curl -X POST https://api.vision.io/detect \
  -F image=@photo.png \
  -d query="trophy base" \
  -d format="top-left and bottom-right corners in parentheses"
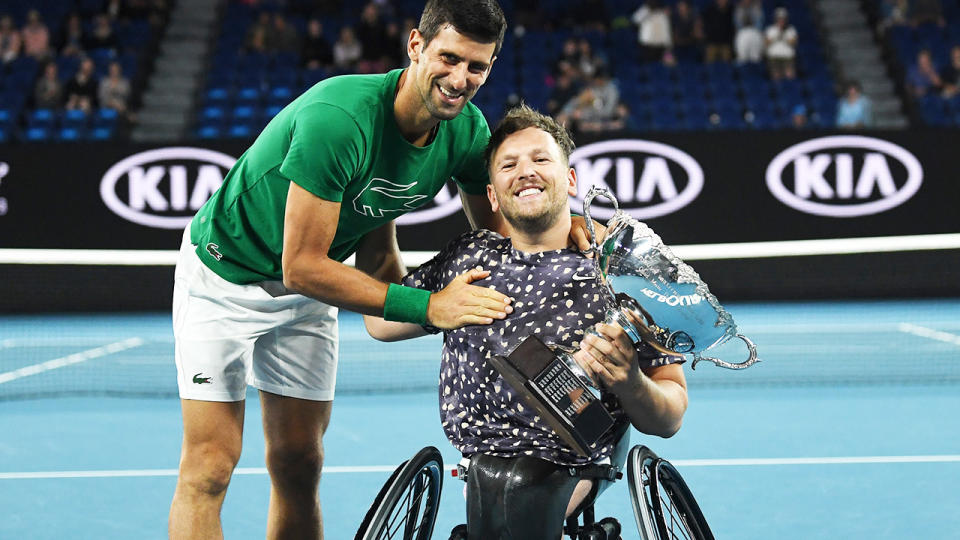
top-left (490, 336), bottom-right (615, 457)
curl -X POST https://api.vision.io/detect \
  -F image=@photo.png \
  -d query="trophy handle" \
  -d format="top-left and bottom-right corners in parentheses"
top-left (582, 186), bottom-right (619, 254)
top-left (691, 334), bottom-right (760, 370)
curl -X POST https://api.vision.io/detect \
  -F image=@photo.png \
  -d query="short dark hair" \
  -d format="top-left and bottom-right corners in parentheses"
top-left (418, 0), bottom-right (507, 58)
top-left (485, 104), bottom-right (576, 171)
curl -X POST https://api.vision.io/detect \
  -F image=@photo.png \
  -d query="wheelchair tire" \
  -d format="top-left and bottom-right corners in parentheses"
top-left (626, 445), bottom-right (714, 540)
top-left (355, 446), bottom-right (444, 540)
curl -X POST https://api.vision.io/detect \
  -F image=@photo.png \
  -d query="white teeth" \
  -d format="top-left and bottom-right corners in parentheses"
top-left (439, 86), bottom-right (461, 99)
top-left (517, 188), bottom-right (541, 198)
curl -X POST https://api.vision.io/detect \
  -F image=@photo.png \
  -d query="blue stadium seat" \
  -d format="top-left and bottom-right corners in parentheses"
top-left (90, 126), bottom-right (115, 140)
top-left (196, 125), bottom-right (222, 139)
top-left (57, 127), bottom-right (85, 141)
top-left (28, 108), bottom-right (57, 129)
top-left (62, 109), bottom-right (89, 130)
top-left (227, 124), bottom-right (254, 138)
top-left (24, 127), bottom-right (51, 142)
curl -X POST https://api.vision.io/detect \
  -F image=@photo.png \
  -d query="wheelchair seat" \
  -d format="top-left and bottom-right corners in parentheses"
top-left (449, 422), bottom-right (631, 540)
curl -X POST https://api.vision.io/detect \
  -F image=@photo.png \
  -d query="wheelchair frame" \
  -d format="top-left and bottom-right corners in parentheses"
top-left (355, 445), bottom-right (714, 540)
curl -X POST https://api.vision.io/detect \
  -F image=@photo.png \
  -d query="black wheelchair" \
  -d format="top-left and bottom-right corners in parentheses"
top-left (354, 440), bottom-right (714, 540)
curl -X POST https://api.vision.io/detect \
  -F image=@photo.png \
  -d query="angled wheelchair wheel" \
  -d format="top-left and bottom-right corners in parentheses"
top-left (627, 445), bottom-right (714, 540)
top-left (355, 446), bottom-right (444, 540)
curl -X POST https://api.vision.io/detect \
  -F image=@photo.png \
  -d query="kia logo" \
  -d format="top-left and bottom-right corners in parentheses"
top-left (766, 135), bottom-right (923, 218)
top-left (395, 180), bottom-right (463, 225)
top-left (100, 147), bottom-right (236, 229)
top-left (568, 139), bottom-right (704, 219)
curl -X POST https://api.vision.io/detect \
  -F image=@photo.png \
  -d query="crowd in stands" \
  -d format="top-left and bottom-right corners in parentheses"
top-left (7, 0), bottom-right (960, 143)
top-left (876, 0), bottom-right (960, 125)
top-left (0, 0), bottom-right (167, 142)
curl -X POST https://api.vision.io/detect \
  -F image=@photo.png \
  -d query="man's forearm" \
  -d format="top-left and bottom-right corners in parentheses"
top-left (617, 371), bottom-right (688, 438)
top-left (284, 255), bottom-right (396, 317)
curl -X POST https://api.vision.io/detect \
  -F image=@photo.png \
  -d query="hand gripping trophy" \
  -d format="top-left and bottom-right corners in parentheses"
top-left (489, 187), bottom-right (759, 456)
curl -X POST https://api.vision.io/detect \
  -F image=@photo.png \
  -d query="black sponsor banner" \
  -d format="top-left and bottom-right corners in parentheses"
top-left (0, 130), bottom-right (957, 251)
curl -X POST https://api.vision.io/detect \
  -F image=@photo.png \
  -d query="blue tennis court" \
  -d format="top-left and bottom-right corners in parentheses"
top-left (2, 299), bottom-right (959, 539)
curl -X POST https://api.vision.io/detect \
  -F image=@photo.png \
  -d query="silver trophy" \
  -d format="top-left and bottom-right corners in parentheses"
top-left (576, 186), bottom-right (759, 371)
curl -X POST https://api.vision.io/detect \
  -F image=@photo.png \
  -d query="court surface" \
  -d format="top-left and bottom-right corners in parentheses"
top-left (2, 299), bottom-right (959, 539)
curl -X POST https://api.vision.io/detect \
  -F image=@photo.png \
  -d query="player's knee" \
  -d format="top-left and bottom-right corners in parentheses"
top-left (265, 440), bottom-right (323, 490)
top-left (179, 442), bottom-right (240, 496)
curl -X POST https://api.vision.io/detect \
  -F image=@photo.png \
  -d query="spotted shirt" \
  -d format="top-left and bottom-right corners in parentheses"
top-left (403, 230), bottom-right (671, 466)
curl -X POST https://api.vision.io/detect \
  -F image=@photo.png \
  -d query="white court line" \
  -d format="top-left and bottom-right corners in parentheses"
top-left (898, 323), bottom-right (960, 346)
top-left (2, 455), bottom-right (959, 479)
top-left (0, 338), bottom-right (145, 384)
top-left (2, 232), bottom-right (959, 266)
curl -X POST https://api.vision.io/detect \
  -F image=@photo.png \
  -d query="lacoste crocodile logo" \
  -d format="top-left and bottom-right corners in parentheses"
top-left (352, 178), bottom-right (429, 218)
top-left (192, 373), bottom-right (212, 384)
top-left (206, 243), bottom-right (223, 261)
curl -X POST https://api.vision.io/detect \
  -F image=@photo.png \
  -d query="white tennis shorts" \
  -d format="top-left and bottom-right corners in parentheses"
top-left (173, 226), bottom-right (338, 402)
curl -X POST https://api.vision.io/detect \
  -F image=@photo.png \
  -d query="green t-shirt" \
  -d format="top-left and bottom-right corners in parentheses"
top-left (191, 68), bottom-right (491, 284)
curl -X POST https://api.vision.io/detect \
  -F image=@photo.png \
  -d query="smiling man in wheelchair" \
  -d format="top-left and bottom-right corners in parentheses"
top-left (364, 104), bottom-right (689, 539)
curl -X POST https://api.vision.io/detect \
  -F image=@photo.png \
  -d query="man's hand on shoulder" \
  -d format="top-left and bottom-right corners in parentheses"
top-left (427, 268), bottom-right (513, 330)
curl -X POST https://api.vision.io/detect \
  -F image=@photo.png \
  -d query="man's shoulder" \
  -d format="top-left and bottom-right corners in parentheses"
top-left (443, 229), bottom-right (508, 256)
top-left (297, 70), bottom-right (394, 119)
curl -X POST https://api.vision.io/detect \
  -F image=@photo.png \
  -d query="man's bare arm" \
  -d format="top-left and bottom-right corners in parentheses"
top-left (281, 182), bottom-right (511, 328)
top-left (574, 324), bottom-right (688, 438)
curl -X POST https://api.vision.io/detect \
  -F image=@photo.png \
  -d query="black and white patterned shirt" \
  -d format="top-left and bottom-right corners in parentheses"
top-left (404, 230), bottom-right (673, 465)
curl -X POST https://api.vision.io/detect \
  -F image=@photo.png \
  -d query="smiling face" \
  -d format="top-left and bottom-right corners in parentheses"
top-left (407, 25), bottom-right (496, 121)
top-left (487, 127), bottom-right (577, 234)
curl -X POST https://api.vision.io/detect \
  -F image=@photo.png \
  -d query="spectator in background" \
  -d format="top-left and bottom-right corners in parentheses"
top-left (765, 7), bottom-right (797, 80)
top-left (333, 25), bottom-right (362, 71)
top-left (59, 12), bottom-right (85, 57)
top-left (245, 12), bottom-right (272, 54)
top-left (790, 103), bottom-right (808, 129)
top-left (301, 18), bottom-right (333, 69)
top-left (632, 0), bottom-right (672, 64)
top-left (734, 0), bottom-right (763, 31)
top-left (907, 49), bottom-right (943, 96)
top-left (575, 38), bottom-right (607, 79)
top-left (836, 80), bottom-right (873, 129)
top-left (939, 45), bottom-right (960, 97)
top-left (734, 12), bottom-right (763, 63)
top-left (552, 38), bottom-right (581, 79)
top-left (268, 13), bottom-right (300, 54)
top-left (355, 2), bottom-right (391, 73)
top-left (34, 61), bottom-right (63, 109)
top-left (910, 0), bottom-right (946, 27)
top-left (702, 0), bottom-right (734, 63)
top-left (558, 67), bottom-right (628, 134)
top-left (879, 0), bottom-right (910, 33)
top-left (65, 57), bottom-right (98, 113)
top-left (0, 14), bottom-right (22, 64)
top-left (21, 9), bottom-right (51, 61)
top-left (671, 0), bottom-right (704, 64)
top-left (546, 69), bottom-right (582, 117)
top-left (98, 60), bottom-right (131, 117)
top-left (85, 13), bottom-right (118, 52)
top-left (382, 20), bottom-right (406, 68)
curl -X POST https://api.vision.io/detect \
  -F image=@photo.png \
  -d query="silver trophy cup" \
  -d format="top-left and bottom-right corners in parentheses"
top-left (579, 186), bottom-right (759, 370)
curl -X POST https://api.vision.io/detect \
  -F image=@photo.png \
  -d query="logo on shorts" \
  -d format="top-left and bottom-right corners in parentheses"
top-left (192, 373), bottom-right (212, 384)
top-left (206, 243), bottom-right (223, 261)
top-left (352, 178), bottom-right (430, 218)
top-left (572, 273), bottom-right (596, 281)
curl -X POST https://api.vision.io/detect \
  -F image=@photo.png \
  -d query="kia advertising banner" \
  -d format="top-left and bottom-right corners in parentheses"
top-left (1, 130), bottom-right (958, 310)
top-left (1, 131), bottom-right (957, 250)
